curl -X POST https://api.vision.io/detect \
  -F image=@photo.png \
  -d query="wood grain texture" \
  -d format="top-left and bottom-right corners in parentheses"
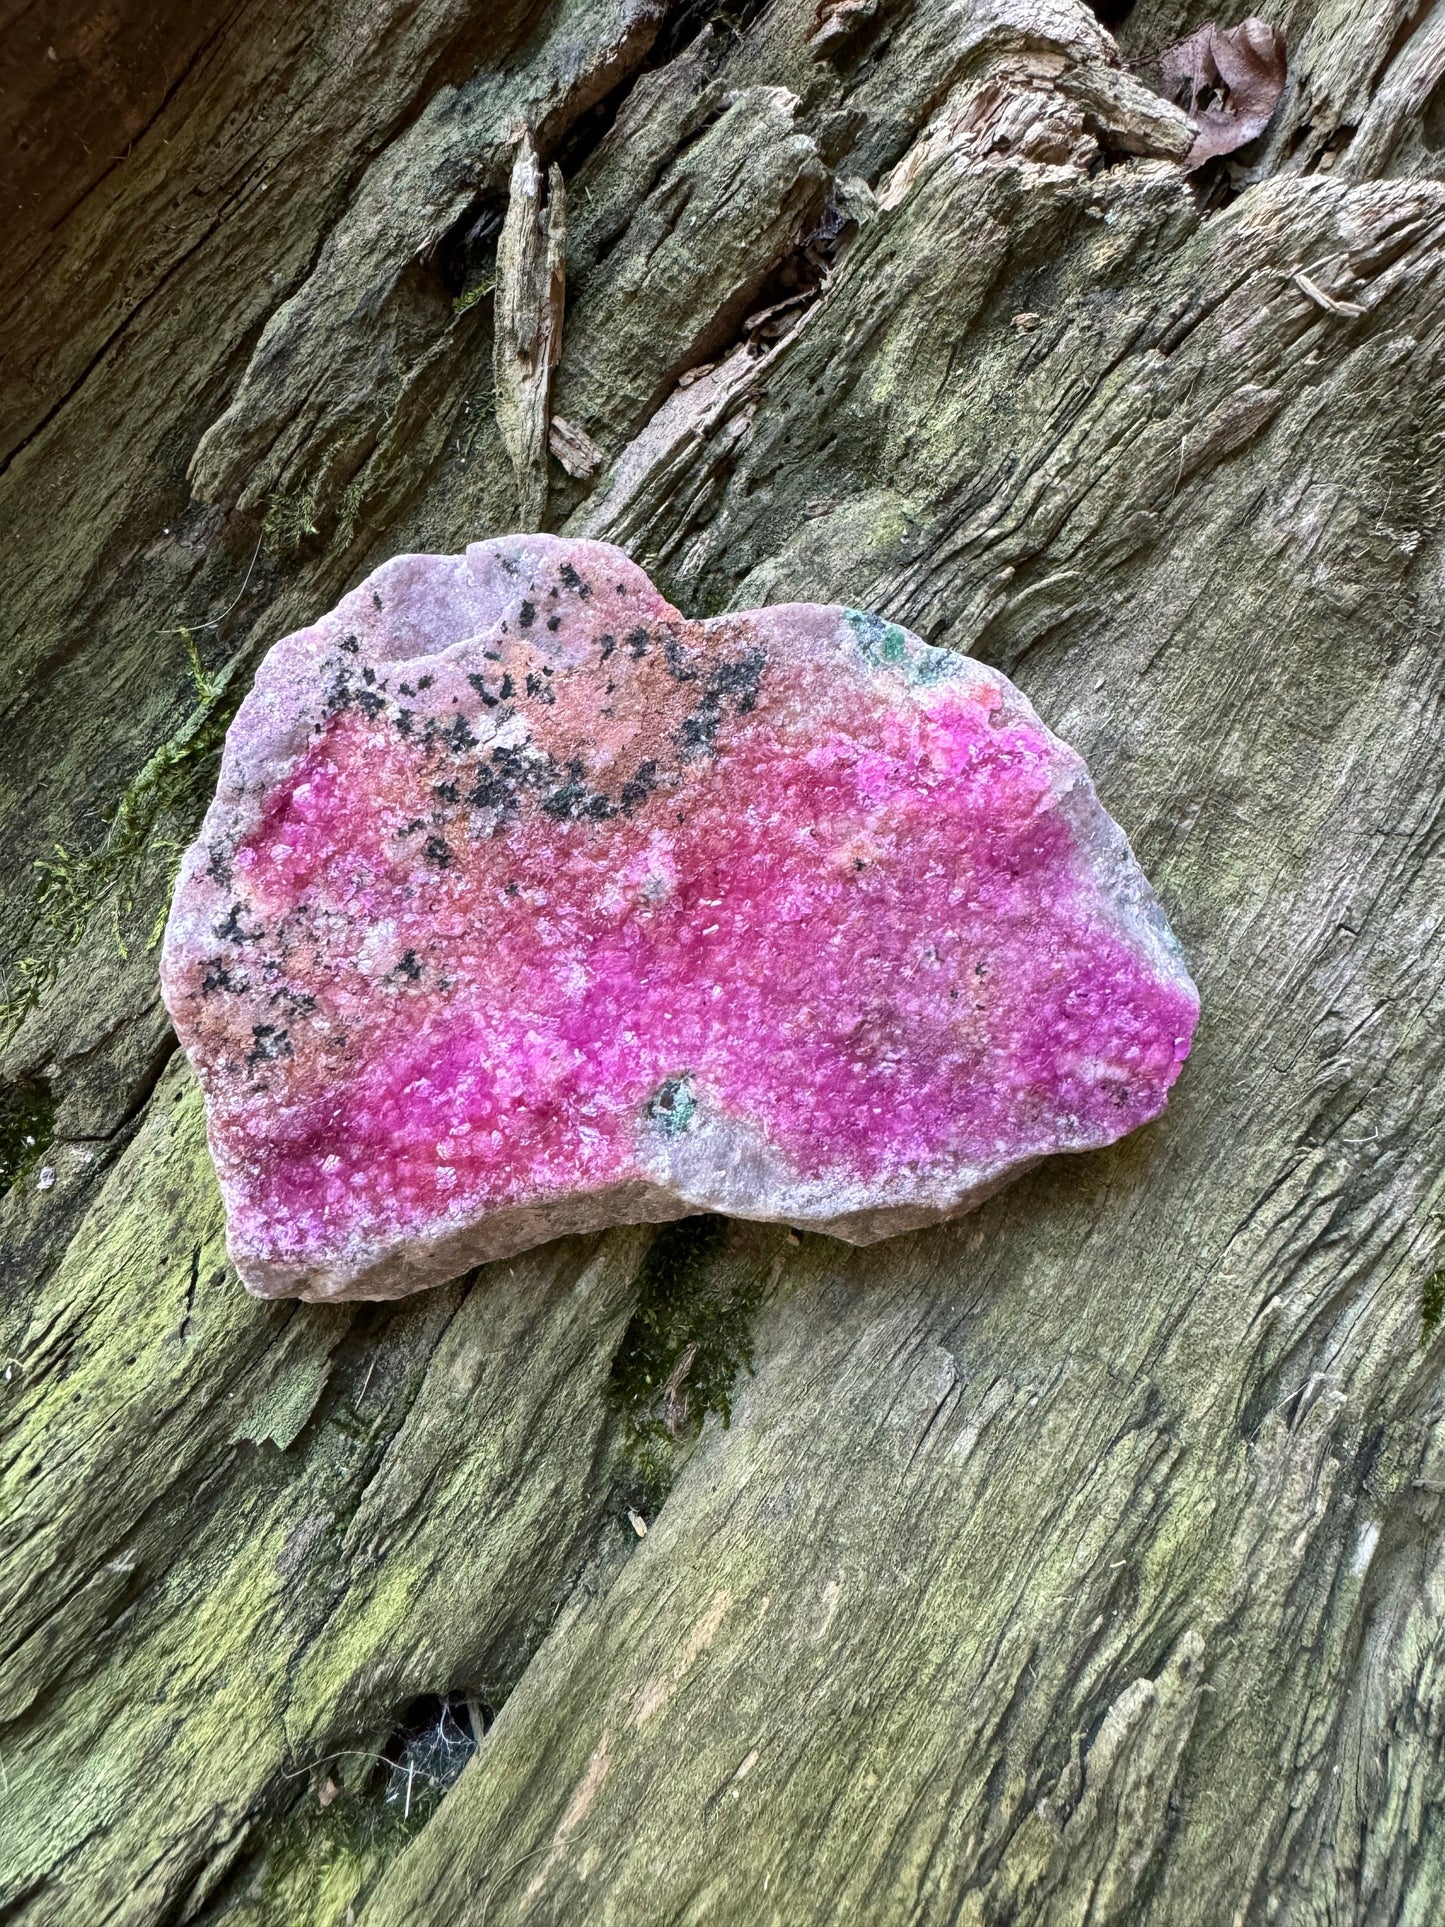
top-left (2, 1), bottom-right (1443, 1921)
top-left (493, 135), bottom-right (567, 525)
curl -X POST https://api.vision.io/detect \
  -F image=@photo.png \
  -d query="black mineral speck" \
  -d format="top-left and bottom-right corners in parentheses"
top-left (216, 904), bottom-right (258, 944)
top-left (519, 600), bottom-right (536, 629)
top-left (619, 760), bottom-right (659, 813)
top-left (679, 647), bottom-right (766, 756)
top-left (664, 636), bottom-right (697, 682)
top-left (708, 649), bottom-right (765, 713)
top-left (424, 835), bottom-right (454, 868)
top-left (542, 759), bottom-right (615, 823)
top-left (468, 747), bottom-right (532, 819)
top-left (246, 1024), bottom-right (292, 1067)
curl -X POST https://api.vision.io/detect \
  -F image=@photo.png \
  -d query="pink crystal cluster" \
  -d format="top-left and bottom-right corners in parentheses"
top-left (161, 536), bottom-right (1198, 1300)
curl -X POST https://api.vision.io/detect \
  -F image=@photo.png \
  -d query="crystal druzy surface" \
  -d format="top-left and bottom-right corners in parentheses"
top-left (161, 536), bottom-right (1199, 1300)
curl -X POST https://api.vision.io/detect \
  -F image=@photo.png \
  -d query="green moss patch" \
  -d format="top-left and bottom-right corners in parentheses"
top-left (2, 634), bottom-right (248, 1041)
top-left (0, 1078), bottom-right (55, 1194)
top-left (1423, 1264), bottom-right (1445, 1343)
top-left (609, 1215), bottom-right (765, 1503)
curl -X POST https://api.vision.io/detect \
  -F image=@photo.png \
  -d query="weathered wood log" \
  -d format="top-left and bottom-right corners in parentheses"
top-left (3, 1), bottom-right (1444, 1922)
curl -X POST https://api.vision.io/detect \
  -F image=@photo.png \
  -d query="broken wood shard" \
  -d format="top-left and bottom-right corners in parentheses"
top-left (161, 537), bottom-right (1198, 1302)
top-left (1292, 267), bottom-right (1366, 317)
top-left (549, 414), bottom-right (605, 479)
top-left (494, 132), bottom-right (566, 526)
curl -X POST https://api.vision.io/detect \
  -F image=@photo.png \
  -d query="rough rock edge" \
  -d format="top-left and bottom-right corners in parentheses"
top-left (165, 535), bottom-right (1196, 1301)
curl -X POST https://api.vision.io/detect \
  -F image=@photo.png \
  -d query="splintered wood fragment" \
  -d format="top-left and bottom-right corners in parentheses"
top-left (494, 131), bottom-right (566, 526)
top-left (549, 415), bottom-right (604, 480)
top-left (741, 290), bottom-right (815, 341)
top-left (1056, 61), bottom-right (1195, 161)
top-left (662, 1341), bottom-right (700, 1439)
top-left (1292, 269), bottom-right (1365, 317)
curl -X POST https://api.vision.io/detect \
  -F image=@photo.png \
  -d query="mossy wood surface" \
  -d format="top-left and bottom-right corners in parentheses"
top-left (3, 0), bottom-right (1445, 1921)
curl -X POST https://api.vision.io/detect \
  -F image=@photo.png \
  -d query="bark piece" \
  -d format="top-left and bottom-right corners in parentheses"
top-left (549, 415), bottom-right (605, 479)
top-left (1057, 60), bottom-right (1195, 161)
top-left (553, 86), bottom-right (830, 449)
top-left (160, 536), bottom-right (1196, 1301)
top-left (810, 0), bottom-right (883, 57)
top-left (493, 133), bottom-right (567, 528)
top-left (183, 0), bottom-right (658, 526)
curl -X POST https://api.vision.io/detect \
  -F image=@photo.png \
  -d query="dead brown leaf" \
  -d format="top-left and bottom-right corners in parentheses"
top-left (1159, 16), bottom-right (1287, 169)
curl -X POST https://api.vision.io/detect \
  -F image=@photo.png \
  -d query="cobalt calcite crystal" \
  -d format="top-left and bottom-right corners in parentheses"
top-left (161, 536), bottom-right (1198, 1301)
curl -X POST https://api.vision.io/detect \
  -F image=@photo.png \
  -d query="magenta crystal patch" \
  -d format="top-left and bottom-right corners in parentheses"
top-left (161, 536), bottom-right (1198, 1300)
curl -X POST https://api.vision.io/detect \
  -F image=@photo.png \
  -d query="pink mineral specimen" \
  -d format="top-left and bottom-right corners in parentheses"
top-left (161, 536), bottom-right (1198, 1300)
